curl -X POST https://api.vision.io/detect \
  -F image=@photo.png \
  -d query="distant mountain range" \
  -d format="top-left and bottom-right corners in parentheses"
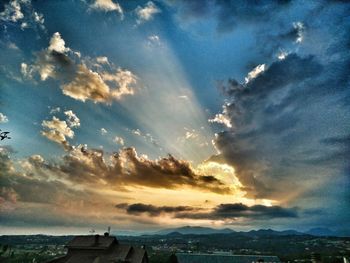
top-left (155, 226), bottom-right (235, 235)
top-left (305, 227), bottom-right (339, 236)
top-left (145, 226), bottom-right (348, 237)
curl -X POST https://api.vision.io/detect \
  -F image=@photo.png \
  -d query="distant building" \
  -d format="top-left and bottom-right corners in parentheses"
top-left (173, 253), bottom-right (281, 263)
top-left (47, 233), bottom-right (148, 263)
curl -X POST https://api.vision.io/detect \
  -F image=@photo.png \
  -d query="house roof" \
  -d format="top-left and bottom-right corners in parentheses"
top-left (66, 235), bottom-right (116, 250)
top-left (175, 253), bottom-right (281, 263)
top-left (47, 235), bottom-right (147, 263)
top-left (111, 244), bottom-right (133, 261)
top-left (128, 247), bottom-right (148, 263)
top-left (65, 254), bottom-right (98, 263)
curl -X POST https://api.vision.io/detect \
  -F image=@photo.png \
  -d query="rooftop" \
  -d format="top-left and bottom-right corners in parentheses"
top-left (66, 235), bottom-right (116, 250)
top-left (47, 234), bottom-right (148, 263)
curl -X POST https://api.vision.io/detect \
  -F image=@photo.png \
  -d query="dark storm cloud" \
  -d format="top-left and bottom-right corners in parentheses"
top-left (299, 134), bottom-right (350, 167)
top-left (116, 203), bottom-right (199, 216)
top-left (209, 0), bottom-right (350, 204)
top-left (209, 54), bottom-right (324, 197)
top-left (116, 202), bottom-right (298, 220)
top-left (214, 203), bottom-right (297, 218)
top-left (321, 135), bottom-right (350, 146)
top-left (166, 0), bottom-right (291, 32)
top-left (219, 54), bottom-right (321, 124)
top-left (239, 54), bottom-right (320, 97)
top-left (176, 203), bottom-right (298, 220)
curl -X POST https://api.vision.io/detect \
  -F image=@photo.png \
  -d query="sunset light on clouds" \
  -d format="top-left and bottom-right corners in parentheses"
top-left (0, 0), bottom-right (349, 236)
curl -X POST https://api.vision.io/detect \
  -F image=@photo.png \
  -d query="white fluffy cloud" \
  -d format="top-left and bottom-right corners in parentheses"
top-left (21, 32), bottom-right (70, 81)
top-left (135, 1), bottom-right (160, 24)
top-left (62, 64), bottom-right (110, 103)
top-left (41, 110), bottom-right (80, 148)
top-left (20, 32), bottom-right (64, 81)
top-left (209, 102), bottom-right (233, 128)
top-left (100, 128), bottom-right (108, 135)
top-left (0, 113), bottom-right (9, 123)
top-left (48, 32), bottom-right (69, 54)
top-left (146, 34), bottom-right (163, 48)
top-left (209, 113), bottom-right (232, 128)
top-left (96, 56), bottom-right (109, 64)
top-left (0, 0), bottom-right (24, 22)
top-left (293, 21), bottom-right (305, 43)
top-left (49, 107), bottom-right (61, 114)
top-left (113, 136), bottom-right (124, 146)
top-left (0, 0), bottom-right (45, 30)
top-left (64, 110), bottom-right (80, 128)
top-left (21, 32), bottom-right (139, 104)
top-left (245, 64), bottom-right (266, 84)
top-left (41, 117), bottom-right (74, 146)
top-left (101, 69), bottom-right (138, 99)
top-left (91, 0), bottom-right (123, 15)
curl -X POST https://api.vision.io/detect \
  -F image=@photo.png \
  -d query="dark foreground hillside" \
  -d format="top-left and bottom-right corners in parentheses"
top-left (0, 234), bottom-right (349, 263)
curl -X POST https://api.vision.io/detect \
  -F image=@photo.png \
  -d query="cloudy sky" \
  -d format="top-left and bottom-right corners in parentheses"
top-left (0, 0), bottom-right (349, 235)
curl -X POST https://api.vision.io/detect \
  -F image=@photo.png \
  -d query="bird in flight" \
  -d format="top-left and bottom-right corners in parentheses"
top-left (0, 130), bottom-right (11, 141)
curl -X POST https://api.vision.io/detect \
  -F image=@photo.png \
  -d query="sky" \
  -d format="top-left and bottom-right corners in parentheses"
top-left (0, 0), bottom-right (349, 235)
